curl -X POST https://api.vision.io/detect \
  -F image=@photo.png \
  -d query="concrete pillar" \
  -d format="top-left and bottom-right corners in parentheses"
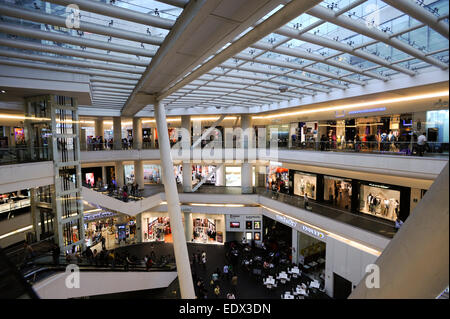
top-left (115, 161), bottom-right (124, 187)
top-left (134, 160), bottom-right (145, 189)
top-left (113, 117), bottom-right (122, 150)
top-left (80, 128), bottom-right (87, 151)
top-left (292, 228), bottom-right (298, 265)
top-left (215, 164), bottom-right (225, 186)
top-left (101, 166), bottom-right (107, 185)
top-left (241, 115), bottom-right (253, 194)
top-left (154, 101), bottom-right (195, 299)
top-left (184, 212), bottom-right (192, 242)
top-left (136, 213), bottom-right (142, 243)
top-left (30, 188), bottom-right (41, 242)
top-left (95, 117), bottom-right (104, 138)
top-left (133, 117), bottom-right (143, 150)
top-left (151, 127), bottom-right (157, 149)
top-left (181, 115), bottom-right (192, 192)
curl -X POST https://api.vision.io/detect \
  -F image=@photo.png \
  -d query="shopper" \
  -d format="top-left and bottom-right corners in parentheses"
top-left (214, 285), bottom-right (221, 298)
top-left (223, 264), bottom-right (229, 280)
top-left (417, 132), bottom-right (427, 156)
top-left (201, 251), bottom-right (207, 269)
top-left (101, 236), bottom-right (106, 250)
top-left (52, 243), bottom-right (60, 266)
top-left (231, 273), bottom-right (238, 294)
top-left (85, 246), bottom-right (93, 265)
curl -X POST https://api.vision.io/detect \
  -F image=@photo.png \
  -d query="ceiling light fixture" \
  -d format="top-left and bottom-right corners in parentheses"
top-left (252, 91), bottom-right (449, 120)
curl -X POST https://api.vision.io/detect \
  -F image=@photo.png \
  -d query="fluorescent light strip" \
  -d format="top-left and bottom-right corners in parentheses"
top-left (252, 91), bottom-right (449, 120)
top-left (0, 225), bottom-right (33, 240)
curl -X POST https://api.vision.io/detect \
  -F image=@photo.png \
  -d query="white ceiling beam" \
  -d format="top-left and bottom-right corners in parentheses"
top-left (46, 0), bottom-right (175, 30)
top-left (307, 5), bottom-right (448, 70)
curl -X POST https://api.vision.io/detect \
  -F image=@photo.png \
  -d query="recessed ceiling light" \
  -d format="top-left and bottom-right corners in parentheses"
top-left (0, 90), bottom-right (5, 94)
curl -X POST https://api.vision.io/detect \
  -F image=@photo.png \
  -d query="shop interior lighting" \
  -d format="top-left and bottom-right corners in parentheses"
top-left (252, 91), bottom-right (449, 120)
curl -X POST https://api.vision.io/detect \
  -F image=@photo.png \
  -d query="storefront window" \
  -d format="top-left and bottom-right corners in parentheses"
top-left (324, 176), bottom-right (352, 211)
top-left (266, 165), bottom-right (289, 193)
top-left (193, 217), bottom-right (223, 244)
top-left (293, 172), bottom-right (317, 200)
top-left (144, 165), bottom-right (161, 184)
top-left (124, 165), bottom-right (135, 184)
top-left (226, 166), bottom-right (241, 186)
top-left (426, 110), bottom-right (449, 143)
top-left (146, 217), bottom-right (172, 242)
top-left (359, 183), bottom-right (400, 221)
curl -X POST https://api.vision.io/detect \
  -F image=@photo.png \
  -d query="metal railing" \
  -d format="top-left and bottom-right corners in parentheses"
top-left (0, 146), bottom-right (51, 166)
top-left (82, 139), bottom-right (449, 158)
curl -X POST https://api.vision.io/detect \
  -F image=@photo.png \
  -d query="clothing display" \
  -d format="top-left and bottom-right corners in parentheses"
top-left (364, 192), bottom-right (399, 221)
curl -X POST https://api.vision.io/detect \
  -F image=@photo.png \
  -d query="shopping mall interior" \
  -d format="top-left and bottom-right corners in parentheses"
top-left (0, 0), bottom-right (448, 301)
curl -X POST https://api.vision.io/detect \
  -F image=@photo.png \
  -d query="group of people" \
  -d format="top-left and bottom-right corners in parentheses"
top-left (87, 136), bottom-right (113, 151)
top-left (191, 249), bottom-right (239, 299)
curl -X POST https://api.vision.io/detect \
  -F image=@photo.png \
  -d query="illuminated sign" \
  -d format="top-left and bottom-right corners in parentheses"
top-left (276, 215), bottom-right (297, 228)
top-left (369, 183), bottom-right (390, 189)
top-left (302, 225), bottom-right (325, 239)
top-left (348, 107), bottom-right (386, 115)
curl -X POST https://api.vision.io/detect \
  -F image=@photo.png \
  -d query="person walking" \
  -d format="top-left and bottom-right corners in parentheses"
top-left (231, 273), bottom-right (238, 295)
top-left (85, 246), bottom-right (93, 265)
top-left (214, 285), bottom-right (221, 298)
top-left (101, 236), bottom-right (106, 250)
top-left (52, 243), bottom-right (60, 266)
top-left (223, 264), bottom-right (229, 280)
top-left (201, 251), bottom-right (207, 269)
top-left (417, 132), bottom-right (427, 156)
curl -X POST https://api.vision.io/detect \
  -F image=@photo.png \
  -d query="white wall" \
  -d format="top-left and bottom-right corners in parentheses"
top-left (324, 236), bottom-right (379, 297)
top-left (33, 271), bottom-right (178, 299)
top-left (0, 161), bottom-right (53, 194)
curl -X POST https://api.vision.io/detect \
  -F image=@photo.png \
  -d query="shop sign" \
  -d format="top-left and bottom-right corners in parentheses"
top-left (301, 225), bottom-right (325, 239)
top-left (368, 183), bottom-right (390, 189)
top-left (276, 214), bottom-right (297, 228)
top-left (245, 215), bottom-right (260, 220)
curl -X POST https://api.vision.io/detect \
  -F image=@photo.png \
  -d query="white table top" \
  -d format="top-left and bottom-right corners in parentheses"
top-left (309, 281), bottom-right (320, 288)
top-left (277, 273), bottom-right (289, 279)
top-left (296, 288), bottom-right (308, 296)
top-left (284, 294), bottom-right (295, 299)
top-left (309, 261), bottom-right (318, 267)
top-left (264, 278), bottom-right (275, 285)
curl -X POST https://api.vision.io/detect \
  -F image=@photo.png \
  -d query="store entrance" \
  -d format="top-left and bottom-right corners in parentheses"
top-left (146, 217), bottom-right (172, 243)
top-left (333, 273), bottom-right (352, 299)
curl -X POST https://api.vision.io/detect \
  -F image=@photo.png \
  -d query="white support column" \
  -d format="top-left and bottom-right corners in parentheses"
top-left (80, 128), bottom-right (87, 151)
top-left (95, 117), bottom-right (104, 138)
top-left (113, 116), bottom-right (122, 150)
top-left (101, 165), bottom-right (107, 186)
top-left (184, 212), bottom-right (192, 242)
top-left (30, 188), bottom-right (40, 241)
top-left (215, 164), bottom-right (225, 186)
top-left (154, 101), bottom-right (195, 299)
top-left (134, 160), bottom-right (144, 189)
top-left (181, 115), bottom-right (192, 192)
top-left (133, 117), bottom-right (143, 150)
top-left (136, 213), bottom-right (142, 243)
top-left (115, 161), bottom-right (124, 188)
top-left (241, 114), bottom-right (253, 194)
top-left (292, 228), bottom-right (298, 265)
top-left (151, 127), bottom-right (157, 148)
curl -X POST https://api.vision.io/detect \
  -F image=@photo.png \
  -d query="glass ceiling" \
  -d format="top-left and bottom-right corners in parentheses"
top-left (0, 0), bottom-right (448, 112)
top-left (160, 0), bottom-right (449, 111)
top-left (0, 0), bottom-right (185, 108)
